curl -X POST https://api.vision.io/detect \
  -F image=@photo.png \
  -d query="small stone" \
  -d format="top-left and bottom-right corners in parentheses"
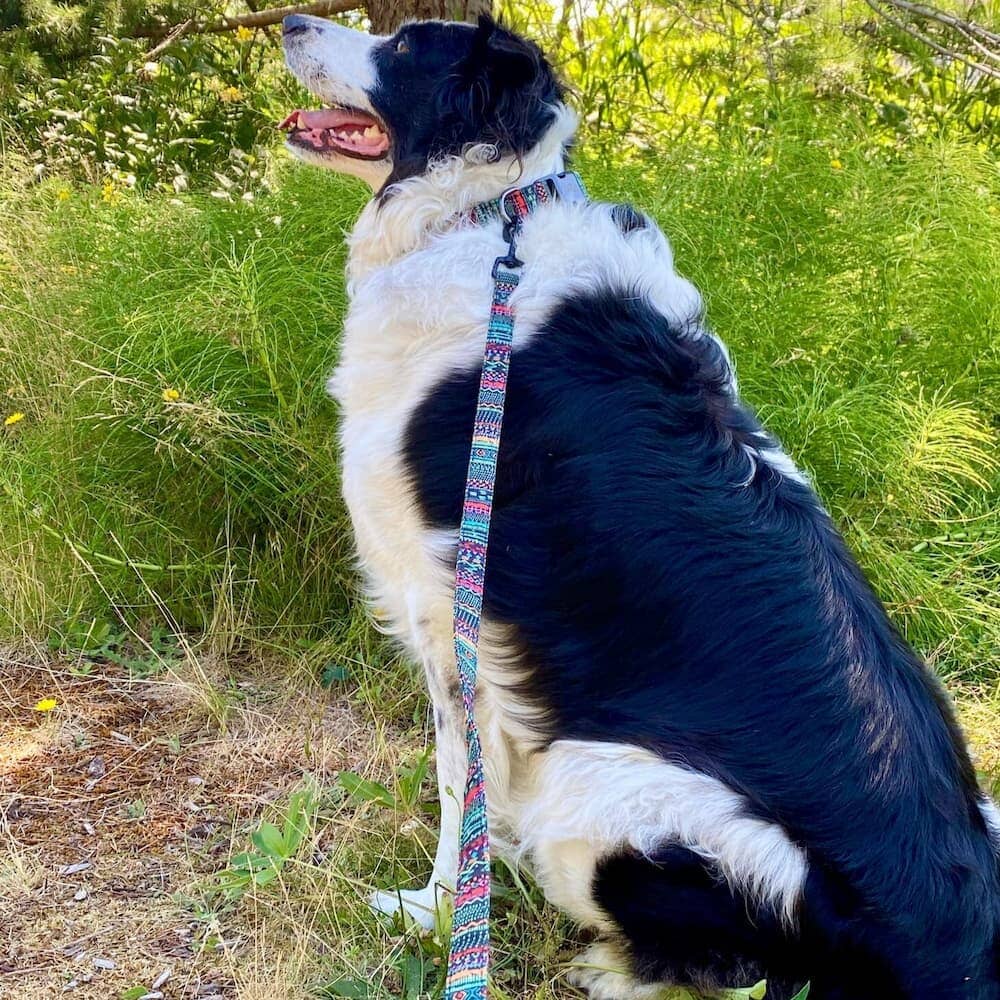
top-left (73, 888), bottom-right (87, 902)
top-left (82, 821), bottom-right (96, 836)
top-left (58, 862), bottom-right (91, 876)
top-left (186, 776), bottom-right (204, 786)
top-left (92, 957), bottom-right (116, 971)
top-left (151, 968), bottom-right (171, 990)
top-left (86, 756), bottom-right (105, 778)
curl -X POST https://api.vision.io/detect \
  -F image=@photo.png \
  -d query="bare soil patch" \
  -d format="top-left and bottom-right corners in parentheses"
top-left (1, 653), bottom-right (373, 999)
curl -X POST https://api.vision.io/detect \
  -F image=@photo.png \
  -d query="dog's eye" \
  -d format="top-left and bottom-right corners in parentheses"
top-left (395, 38), bottom-right (409, 54)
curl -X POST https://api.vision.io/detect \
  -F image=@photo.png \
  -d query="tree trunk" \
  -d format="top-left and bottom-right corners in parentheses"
top-left (365, 0), bottom-right (491, 34)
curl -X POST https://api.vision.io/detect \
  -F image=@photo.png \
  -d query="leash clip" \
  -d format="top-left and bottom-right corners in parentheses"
top-left (492, 217), bottom-right (523, 276)
top-left (498, 185), bottom-right (523, 226)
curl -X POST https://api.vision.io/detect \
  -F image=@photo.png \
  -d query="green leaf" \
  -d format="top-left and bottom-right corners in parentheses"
top-left (337, 771), bottom-right (395, 809)
top-left (789, 987), bottom-right (811, 1000)
top-left (228, 851), bottom-right (271, 872)
top-left (321, 978), bottom-right (370, 998)
top-left (399, 952), bottom-right (425, 999)
top-left (320, 663), bottom-right (351, 687)
top-left (282, 788), bottom-right (312, 852)
top-left (252, 863), bottom-right (279, 887)
top-left (749, 982), bottom-right (767, 999)
top-left (120, 988), bottom-right (149, 1000)
top-left (251, 822), bottom-right (288, 859)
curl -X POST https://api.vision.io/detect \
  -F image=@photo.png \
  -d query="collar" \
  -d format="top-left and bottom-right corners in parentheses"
top-left (467, 170), bottom-right (588, 227)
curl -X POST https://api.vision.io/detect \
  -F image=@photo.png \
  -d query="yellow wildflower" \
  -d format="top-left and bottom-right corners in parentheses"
top-left (4, 411), bottom-right (25, 427)
top-left (34, 697), bottom-right (58, 712)
top-left (56, 188), bottom-right (71, 202)
top-left (219, 86), bottom-right (243, 103)
top-left (101, 179), bottom-right (120, 204)
top-left (830, 158), bottom-right (843, 170)
top-left (235, 26), bottom-right (253, 42)
top-left (162, 387), bottom-right (180, 402)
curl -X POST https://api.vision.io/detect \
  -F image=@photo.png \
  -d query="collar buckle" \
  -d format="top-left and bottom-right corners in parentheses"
top-left (547, 170), bottom-right (588, 206)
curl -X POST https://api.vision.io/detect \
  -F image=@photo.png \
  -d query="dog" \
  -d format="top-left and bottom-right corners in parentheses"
top-left (280, 14), bottom-right (1000, 998)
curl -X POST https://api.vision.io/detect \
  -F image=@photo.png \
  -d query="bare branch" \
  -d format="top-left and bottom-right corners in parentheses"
top-left (864, 0), bottom-right (1000, 82)
top-left (132, 0), bottom-right (361, 41)
top-left (879, 0), bottom-right (1000, 47)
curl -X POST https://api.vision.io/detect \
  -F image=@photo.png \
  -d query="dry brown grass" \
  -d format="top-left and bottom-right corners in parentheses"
top-left (0, 650), bottom-right (383, 999)
top-left (2, 650), bottom-right (998, 1000)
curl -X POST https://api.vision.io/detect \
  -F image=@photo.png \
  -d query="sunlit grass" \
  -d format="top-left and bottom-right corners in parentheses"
top-left (2, 103), bottom-right (999, 997)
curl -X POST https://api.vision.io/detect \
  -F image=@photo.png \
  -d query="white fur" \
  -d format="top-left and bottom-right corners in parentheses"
top-left (567, 943), bottom-right (667, 1000)
top-left (285, 19), bottom-right (810, 980)
top-left (981, 797), bottom-right (1000, 849)
top-left (518, 741), bottom-right (808, 927)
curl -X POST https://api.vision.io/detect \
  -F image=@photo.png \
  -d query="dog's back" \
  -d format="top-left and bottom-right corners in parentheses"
top-left (405, 238), bottom-right (1000, 997)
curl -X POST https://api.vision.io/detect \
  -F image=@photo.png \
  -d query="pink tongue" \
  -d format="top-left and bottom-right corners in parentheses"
top-left (298, 108), bottom-right (374, 130)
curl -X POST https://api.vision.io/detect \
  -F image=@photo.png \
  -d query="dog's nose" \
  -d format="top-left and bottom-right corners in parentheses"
top-left (282, 14), bottom-right (313, 36)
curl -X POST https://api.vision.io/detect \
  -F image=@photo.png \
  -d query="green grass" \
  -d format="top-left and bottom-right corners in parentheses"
top-left (3, 106), bottom-right (998, 680)
top-left (2, 102), bottom-right (1000, 997)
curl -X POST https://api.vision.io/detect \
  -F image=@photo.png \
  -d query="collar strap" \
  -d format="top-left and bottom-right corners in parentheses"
top-left (468, 170), bottom-right (588, 227)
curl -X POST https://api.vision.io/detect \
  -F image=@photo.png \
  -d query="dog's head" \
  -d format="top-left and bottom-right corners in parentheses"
top-left (280, 14), bottom-right (563, 191)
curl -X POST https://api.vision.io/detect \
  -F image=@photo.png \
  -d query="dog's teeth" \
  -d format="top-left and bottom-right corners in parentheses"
top-left (363, 126), bottom-right (378, 138)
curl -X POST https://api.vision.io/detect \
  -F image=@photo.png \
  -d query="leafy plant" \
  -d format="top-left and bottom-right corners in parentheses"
top-left (214, 784), bottom-right (317, 899)
top-left (337, 748), bottom-right (432, 815)
top-left (48, 619), bottom-right (180, 676)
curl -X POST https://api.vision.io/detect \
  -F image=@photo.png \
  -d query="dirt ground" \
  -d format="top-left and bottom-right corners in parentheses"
top-left (0, 651), bottom-right (375, 1000)
top-left (2, 652), bottom-right (998, 1000)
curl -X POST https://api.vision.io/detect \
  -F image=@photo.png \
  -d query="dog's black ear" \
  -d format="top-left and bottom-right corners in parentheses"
top-left (470, 14), bottom-right (539, 91)
top-left (425, 15), bottom-right (559, 164)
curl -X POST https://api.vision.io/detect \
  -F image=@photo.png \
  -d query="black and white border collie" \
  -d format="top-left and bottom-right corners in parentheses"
top-left (281, 14), bottom-right (1000, 998)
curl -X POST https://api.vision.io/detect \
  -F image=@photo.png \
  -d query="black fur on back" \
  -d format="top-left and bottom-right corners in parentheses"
top-left (368, 16), bottom-right (563, 190)
top-left (403, 286), bottom-right (1000, 997)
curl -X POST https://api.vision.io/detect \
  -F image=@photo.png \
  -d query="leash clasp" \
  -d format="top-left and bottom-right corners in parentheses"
top-left (498, 186), bottom-right (523, 226)
top-left (493, 211), bottom-right (524, 276)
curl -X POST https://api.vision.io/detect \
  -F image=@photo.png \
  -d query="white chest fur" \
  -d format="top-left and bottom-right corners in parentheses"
top-left (331, 200), bottom-right (701, 694)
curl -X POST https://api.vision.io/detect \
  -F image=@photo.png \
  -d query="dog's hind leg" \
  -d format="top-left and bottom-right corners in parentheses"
top-left (591, 845), bottom-right (795, 997)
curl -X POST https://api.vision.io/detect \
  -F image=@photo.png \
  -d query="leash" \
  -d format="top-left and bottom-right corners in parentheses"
top-left (445, 170), bottom-right (587, 1000)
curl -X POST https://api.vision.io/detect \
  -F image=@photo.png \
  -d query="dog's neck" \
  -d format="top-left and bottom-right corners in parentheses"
top-left (346, 105), bottom-right (577, 286)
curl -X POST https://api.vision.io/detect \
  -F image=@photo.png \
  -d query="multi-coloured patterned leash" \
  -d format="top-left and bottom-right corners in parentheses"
top-left (445, 171), bottom-right (587, 1000)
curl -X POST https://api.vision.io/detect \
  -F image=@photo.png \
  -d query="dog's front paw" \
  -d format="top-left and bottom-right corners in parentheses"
top-left (567, 943), bottom-right (667, 1000)
top-left (369, 884), bottom-right (449, 932)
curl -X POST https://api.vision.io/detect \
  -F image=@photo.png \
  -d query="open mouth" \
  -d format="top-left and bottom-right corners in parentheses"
top-left (279, 105), bottom-right (390, 160)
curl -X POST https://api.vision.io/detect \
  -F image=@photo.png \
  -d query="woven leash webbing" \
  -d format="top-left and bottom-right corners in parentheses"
top-left (444, 189), bottom-right (547, 999)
